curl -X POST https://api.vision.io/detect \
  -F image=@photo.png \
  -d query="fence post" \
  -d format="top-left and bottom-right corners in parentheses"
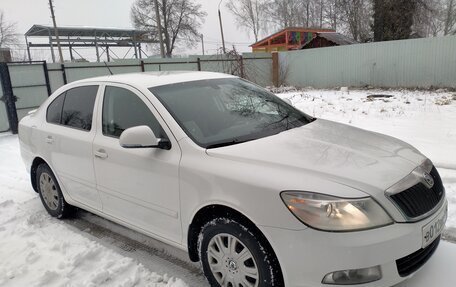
top-left (272, 52), bottom-right (279, 87)
top-left (0, 63), bottom-right (18, 134)
top-left (197, 58), bottom-right (201, 71)
top-left (61, 63), bottom-right (67, 85)
top-left (140, 60), bottom-right (145, 72)
top-left (240, 55), bottom-right (245, 79)
top-left (42, 61), bottom-right (52, 96)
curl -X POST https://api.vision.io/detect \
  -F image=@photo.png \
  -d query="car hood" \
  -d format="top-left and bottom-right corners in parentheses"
top-left (206, 119), bottom-right (426, 195)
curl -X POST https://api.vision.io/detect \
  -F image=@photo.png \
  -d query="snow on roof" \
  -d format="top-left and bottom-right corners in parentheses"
top-left (317, 32), bottom-right (357, 45)
top-left (250, 27), bottom-right (336, 47)
top-left (301, 32), bottom-right (357, 49)
top-left (25, 24), bottom-right (149, 38)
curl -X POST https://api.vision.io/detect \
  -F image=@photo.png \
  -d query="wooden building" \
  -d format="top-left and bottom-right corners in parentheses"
top-left (250, 27), bottom-right (336, 53)
top-left (301, 32), bottom-right (357, 49)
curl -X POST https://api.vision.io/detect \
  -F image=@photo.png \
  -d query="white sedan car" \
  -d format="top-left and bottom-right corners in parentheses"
top-left (19, 72), bottom-right (447, 287)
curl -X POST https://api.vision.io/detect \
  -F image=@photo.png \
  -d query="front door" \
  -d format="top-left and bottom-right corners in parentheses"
top-left (92, 84), bottom-right (182, 244)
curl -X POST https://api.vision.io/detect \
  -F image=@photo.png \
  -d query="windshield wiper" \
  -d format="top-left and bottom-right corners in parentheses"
top-left (206, 138), bottom-right (251, 149)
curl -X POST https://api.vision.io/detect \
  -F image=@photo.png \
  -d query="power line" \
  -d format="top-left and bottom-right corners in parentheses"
top-left (204, 36), bottom-right (253, 45)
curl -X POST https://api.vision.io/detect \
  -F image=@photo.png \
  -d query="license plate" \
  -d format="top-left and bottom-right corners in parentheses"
top-left (422, 204), bottom-right (447, 248)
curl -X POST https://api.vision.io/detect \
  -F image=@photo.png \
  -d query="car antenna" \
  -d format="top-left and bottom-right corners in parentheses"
top-left (103, 61), bottom-right (113, 75)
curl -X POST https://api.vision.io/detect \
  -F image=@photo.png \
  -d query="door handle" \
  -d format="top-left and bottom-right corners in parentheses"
top-left (45, 136), bottom-right (54, 144)
top-left (94, 149), bottom-right (108, 159)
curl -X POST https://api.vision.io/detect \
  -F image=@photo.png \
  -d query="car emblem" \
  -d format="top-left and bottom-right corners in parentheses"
top-left (422, 172), bottom-right (434, 188)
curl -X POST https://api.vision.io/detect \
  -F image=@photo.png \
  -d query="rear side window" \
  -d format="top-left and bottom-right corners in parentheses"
top-left (46, 93), bottom-right (65, 124)
top-left (102, 86), bottom-right (166, 138)
top-left (61, 86), bottom-right (98, 131)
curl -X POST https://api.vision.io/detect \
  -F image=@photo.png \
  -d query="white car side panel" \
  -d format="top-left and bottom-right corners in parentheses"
top-left (92, 84), bottom-right (183, 244)
top-left (177, 137), bottom-right (371, 238)
top-left (46, 123), bottom-right (101, 210)
top-left (21, 84), bottom-right (103, 210)
top-left (18, 115), bottom-right (37, 173)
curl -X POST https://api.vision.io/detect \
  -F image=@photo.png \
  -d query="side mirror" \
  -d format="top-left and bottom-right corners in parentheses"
top-left (119, 126), bottom-right (171, 150)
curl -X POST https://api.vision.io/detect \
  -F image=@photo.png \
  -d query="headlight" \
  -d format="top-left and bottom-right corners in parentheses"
top-left (281, 191), bottom-right (393, 231)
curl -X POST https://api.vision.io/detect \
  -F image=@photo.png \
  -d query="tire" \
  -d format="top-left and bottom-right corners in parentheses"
top-left (200, 218), bottom-right (283, 287)
top-left (36, 163), bottom-right (75, 218)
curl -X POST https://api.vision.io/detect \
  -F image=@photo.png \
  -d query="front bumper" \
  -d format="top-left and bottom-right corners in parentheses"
top-left (259, 199), bottom-right (447, 287)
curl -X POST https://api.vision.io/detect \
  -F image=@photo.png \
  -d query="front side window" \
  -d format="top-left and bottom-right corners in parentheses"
top-left (102, 86), bottom-right (166, 139)
top-left (150, 78), bottom-right (313, 148)
top-left (61, 86), bottom-right (98, 131)
top-left (46, 93), bottom-right (65, 124)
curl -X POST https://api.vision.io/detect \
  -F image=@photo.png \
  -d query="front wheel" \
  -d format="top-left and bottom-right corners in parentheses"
top-left (36, 163), bottom-right (75, 218)
top-left (200, 218), bottom-right (283, 287)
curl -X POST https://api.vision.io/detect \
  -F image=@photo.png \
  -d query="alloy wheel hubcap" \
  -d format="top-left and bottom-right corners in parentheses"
top-left (39, 172), bottom-right (59, 211)
top-left (228, 260), bottom-right (238, 271)
top-left (207, 233), bottom-right (259, 287)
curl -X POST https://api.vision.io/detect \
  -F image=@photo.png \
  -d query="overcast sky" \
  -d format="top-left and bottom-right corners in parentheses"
top-left (1, 0), bottom-right (255, 61)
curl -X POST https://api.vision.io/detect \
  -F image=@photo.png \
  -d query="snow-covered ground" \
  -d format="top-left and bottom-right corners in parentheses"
top-left (1, 88), bottom-right (456, 286)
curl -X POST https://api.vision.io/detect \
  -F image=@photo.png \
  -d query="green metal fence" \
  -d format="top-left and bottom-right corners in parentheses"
top-left (280, 35), bottom-right (456, 88)
top-left (0, 53), bottom-right (272, 134)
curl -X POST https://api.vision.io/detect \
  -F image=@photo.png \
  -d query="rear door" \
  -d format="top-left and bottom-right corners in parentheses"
top-left (44, 85), bottom-right (102, 210)
top-left (92, 84), bottom-right (182, 244)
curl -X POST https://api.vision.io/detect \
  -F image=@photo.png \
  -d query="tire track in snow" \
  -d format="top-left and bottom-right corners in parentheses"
top-left (63, 210), bottom-right (209, 287)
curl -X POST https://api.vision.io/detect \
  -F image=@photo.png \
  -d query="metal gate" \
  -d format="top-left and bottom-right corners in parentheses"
top-left (0, 61), bottom-right (51, 134)
top-left (0, 82), bottom-right (10, 132)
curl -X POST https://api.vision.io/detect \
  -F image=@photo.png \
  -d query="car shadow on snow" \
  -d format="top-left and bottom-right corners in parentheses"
top-left (63, 209), bottom-right (209, 286)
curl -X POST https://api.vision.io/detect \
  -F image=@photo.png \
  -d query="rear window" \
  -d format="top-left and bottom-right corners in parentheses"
top-left (46, 93), bottom-right (65, 124)
top-left (47, 86), bottom-right (98, 131)
top-left (61, 86), bottom-right (98, 131)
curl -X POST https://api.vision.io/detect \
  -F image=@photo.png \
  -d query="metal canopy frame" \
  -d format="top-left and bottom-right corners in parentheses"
top-left (25, 25), bottom-right (157, 63)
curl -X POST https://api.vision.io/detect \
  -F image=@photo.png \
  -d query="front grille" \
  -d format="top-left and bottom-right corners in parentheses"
top-left (396, 236), bottom-right (440, 277)
top-left (390, 166), bottom-right (444, 218)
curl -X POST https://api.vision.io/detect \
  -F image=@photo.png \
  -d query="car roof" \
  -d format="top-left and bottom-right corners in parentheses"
top-left (72, 71), bottom-right (237, 88)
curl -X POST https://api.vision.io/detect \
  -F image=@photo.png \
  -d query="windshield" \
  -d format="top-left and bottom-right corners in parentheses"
top-left (149, 78), bottom-right (313, 148)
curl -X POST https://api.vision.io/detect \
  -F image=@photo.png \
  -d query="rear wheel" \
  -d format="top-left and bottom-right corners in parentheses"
top-left (200, 218), bottom-right (283, 287)
top-left (36, 163), bottom-right (75, 218)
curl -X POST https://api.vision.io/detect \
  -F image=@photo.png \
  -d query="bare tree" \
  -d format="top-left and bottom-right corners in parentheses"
top-left (226, 0), bottom-right (267, 42)
top-left (264, 0), bottom-right (320, 30)
top-left (413, 0), bottom-right (456, 36)
top-left (265, 0), bottom-right (303, 29)
top-left (413, 0), bottom-right (443, 37)
top-left (337, 0), bottom-right (372, 42)
top-left (323, 0), bottom-right (339, 29)
top-left (443, 0), bottom-right (456, 34)
top-left (131, 0), bottom-right (206, 57)
top-left (0, 10), bottom-right (18, 48)
top-left (244, 0), bottom-right (452, 43)
top-left (318, 0), bottom-right (324, 28)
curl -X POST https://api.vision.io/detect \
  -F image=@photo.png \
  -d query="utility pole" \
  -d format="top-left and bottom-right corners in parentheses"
top-left (48, 0), bottom-right (64, 63)
top-left (154, 0), bottom-right (166, 58)
top-left (200, 34), bottom-right (205, 55)
top-left (218, 0), bottom-right (226, 54)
